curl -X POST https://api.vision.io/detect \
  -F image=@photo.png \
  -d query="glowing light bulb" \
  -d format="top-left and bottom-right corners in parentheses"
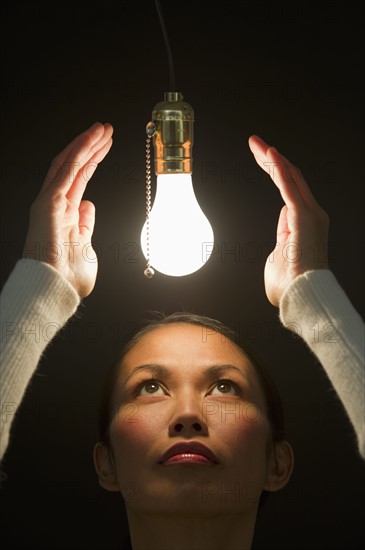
top-left (141, 91), bottom-right (214, 277)
top-left (141, 173), bottom-right (214, 276)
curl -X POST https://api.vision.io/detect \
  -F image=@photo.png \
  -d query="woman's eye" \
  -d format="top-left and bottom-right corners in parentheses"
top-left (210, 380), bottom-right (239, 396)
top-left (138, 380), bottom-right (165, 396)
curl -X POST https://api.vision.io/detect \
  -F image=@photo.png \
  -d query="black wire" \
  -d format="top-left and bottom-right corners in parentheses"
top-left (154, 0), bottom-right (176, 91)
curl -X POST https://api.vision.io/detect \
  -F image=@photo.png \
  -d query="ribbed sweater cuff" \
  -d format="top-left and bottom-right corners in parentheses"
top-left (1, 258), bottom-right (80, 325)
top-left (279, 269), bottom-right (364, 357)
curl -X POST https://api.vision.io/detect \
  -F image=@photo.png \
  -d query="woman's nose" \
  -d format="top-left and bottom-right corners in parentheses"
top-left (168, 395), bottom-right (209, 436)
top-left (173, 421), bottom-right (203, 434)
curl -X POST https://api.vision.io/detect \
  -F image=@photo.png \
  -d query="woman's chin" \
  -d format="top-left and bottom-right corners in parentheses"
top-left (124, 479), bottom-right (254, 516)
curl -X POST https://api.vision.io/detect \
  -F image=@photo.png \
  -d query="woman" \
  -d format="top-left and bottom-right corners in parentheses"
top-left (0, 122), bottom-right (364, 549)
top-left (94, 310), bottom-right (294, 550)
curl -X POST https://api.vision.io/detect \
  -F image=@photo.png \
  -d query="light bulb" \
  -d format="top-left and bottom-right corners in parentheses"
top-left (141, 173), bottom-right (214, 276)
top-left (141, 91), bottom-right (215, 277)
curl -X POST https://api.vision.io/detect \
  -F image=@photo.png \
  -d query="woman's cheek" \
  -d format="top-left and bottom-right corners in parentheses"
top-left (110, 402), bottom-right (166, 448)
top-left (205, 399), bottom-right (267, 433)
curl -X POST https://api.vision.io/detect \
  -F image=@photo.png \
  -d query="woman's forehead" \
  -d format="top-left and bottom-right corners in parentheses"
top-left (122, 323), bottom-right (256, 375)
top-left (129, 322), bottom-right (237, 350)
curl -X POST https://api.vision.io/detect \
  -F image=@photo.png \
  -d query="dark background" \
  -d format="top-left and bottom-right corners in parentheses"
top-left (1, 1), bottom-right (364, 548)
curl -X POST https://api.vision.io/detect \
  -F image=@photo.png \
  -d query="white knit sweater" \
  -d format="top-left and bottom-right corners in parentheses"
top-left (1, 260), bottom-right (364, 461)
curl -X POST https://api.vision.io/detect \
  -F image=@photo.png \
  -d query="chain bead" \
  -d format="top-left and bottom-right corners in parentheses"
top-left (144, 266), bottom-right (155, 278)
top-left (146, 121), bottom-right (156, 137)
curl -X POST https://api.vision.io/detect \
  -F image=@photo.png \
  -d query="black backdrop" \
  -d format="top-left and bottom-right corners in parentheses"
top-left (1, 1), bottom-right (364, 549)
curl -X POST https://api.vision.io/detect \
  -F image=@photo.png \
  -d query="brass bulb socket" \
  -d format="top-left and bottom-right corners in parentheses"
top-left (152, 92), bottom-right (194, 174)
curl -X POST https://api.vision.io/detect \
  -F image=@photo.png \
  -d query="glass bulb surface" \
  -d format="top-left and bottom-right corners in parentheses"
top-left (141, 174), bottom-right (214, 276)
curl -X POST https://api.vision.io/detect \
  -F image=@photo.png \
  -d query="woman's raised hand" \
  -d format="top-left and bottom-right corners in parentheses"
top-left (23, 122), bottom-right (113, 298)
top-left (248, 135), bottom-right (329, 307)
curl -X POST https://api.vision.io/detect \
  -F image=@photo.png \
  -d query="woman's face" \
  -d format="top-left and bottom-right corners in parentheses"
top-left (108, 323), bottom-right (275, 515)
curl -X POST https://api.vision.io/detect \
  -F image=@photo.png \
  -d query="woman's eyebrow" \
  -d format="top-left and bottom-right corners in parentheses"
top-left (123, 363), bottom-right (253, 388)
top-left (122, 364), bottom-right (171, 386)
top-left (203, 364), bottom-right (254, 389)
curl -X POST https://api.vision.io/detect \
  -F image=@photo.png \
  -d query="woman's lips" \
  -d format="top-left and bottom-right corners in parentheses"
top-left (159, 442), bottom-right (218, 465)
top-left (163, 453), bottom-right (215, 465)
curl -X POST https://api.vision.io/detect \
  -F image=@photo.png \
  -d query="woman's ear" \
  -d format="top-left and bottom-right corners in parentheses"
top-left (93, 442), bottom-right (120, 492)
top-left (263, 440), bottom-right (294, 492)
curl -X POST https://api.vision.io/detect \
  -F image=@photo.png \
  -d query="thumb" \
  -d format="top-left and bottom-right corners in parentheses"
top-left (79, 200), bottom-right (96, 239)
top-left (276, 205), bottom-right (290, 240)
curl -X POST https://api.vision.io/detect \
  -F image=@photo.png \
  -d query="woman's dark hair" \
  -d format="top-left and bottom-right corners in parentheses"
top-left (97, 311), bottom-right (286, 511)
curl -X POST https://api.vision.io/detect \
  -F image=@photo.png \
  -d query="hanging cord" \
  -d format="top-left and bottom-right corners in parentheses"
top-left (154, 0), bottom-right (176, 91)
top-left (144, 122), bottom-right (156, 279)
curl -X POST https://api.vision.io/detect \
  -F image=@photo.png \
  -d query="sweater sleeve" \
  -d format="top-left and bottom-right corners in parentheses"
top-left (0, 259), bottom-right (80, 461)
top-left (279, 269), bottom-right (365, 459)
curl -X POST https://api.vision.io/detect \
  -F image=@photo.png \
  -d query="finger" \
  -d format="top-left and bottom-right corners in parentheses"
top-left (91, 136), bottom-right (113, 164)
top-left (249, 135), bottom-right (322, 210)
top-left (50, 123), bottom-right (113, 195)
top-left (248, 134), bottom-right (271, 172)
top-left (84, 123), bottom-right (113, 166)
top-left (66, 137), bottom-right (113, 205)
top-left (40, 122), bottom-right (112, 194)
top-left (59, 125), bottom-right (113, 199)
top-left (79, 200), bottom-right (96, 239)
top-left (272, 148), bottom-right (322, 209)
top-left (41, 122), bottom-right (105, 189)
top-left (265, 146), bottom-right (306, 208)
top-left (250, 140), bottom-right (303, 207)
top-left (248, 134), bottom-right (269, 155)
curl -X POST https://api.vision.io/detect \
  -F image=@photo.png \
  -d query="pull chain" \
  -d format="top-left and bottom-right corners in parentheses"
top-left (144, 121), bottom-right (156, 278)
